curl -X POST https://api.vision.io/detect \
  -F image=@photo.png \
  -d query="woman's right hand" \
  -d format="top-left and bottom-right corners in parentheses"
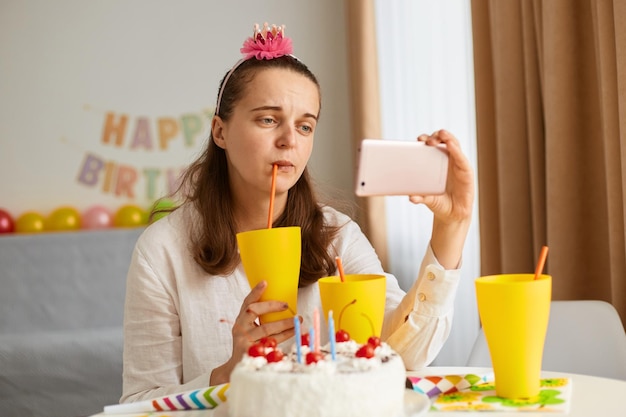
top-left (210, 280), bottom-right (296, 384)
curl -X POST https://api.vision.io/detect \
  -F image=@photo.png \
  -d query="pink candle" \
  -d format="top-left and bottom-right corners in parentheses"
top-left (313, 307), bottom-right (320, 353)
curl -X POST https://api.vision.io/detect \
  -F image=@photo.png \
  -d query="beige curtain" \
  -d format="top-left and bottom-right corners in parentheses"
top-left (344, 0), bottom-right (388, 269)
top-left (472, 0), bottom-right (626, 325)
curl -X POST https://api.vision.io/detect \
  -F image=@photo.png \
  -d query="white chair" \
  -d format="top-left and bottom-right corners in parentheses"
top-left (466, 300), bottom-right (626, 380)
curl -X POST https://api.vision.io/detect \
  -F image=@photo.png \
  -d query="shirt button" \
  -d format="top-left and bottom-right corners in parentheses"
top-left (418, 293), bottom-right (426, 302)
top-left (427, 272), bottom-right (436, 281)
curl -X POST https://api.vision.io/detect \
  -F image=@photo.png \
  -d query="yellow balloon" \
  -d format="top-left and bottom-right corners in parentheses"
top-left (114, 205), bottom-right (147, 228)
top-left (15, 211), bottom-right (46, 233)
top-left (46, 207), bottom-right (81, 231)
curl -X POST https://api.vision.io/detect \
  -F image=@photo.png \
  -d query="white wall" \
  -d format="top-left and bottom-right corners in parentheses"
top-left (0, 0), bottom-right (352, 217)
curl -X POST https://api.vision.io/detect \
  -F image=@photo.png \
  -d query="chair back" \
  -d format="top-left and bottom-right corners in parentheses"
top-left (466, 300), bottom-right (626, 380)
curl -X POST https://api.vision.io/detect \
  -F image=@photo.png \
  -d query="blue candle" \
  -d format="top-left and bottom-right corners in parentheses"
top-left (329, 310), bottom-right (336, 361)
top-left (309, 325), bottom-right (315, 355)
top-left (294, 316), bottom-right (302, 364)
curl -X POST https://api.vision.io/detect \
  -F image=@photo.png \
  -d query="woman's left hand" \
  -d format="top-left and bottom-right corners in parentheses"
top-left (409, 129), bottom-right (474, 269)
top-left (410, 129), bottom-right (474, 225)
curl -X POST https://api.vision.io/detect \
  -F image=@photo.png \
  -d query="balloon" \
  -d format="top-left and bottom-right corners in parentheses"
top-left (46, 206), bottom-right (81, 231)
top-left (15, 211), bottom-right (46, 233)
top-left (0, 208), bottom-right (15, 234)
top-left (114, 204), bottom-right (147, 228)
top-left (82, 205), bottom-right (113, 230)
top-left (149, 198), bottom-right (176, 223)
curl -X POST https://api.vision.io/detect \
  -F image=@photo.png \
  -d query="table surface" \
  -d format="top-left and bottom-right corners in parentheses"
top-left (91, 366), bottom-right (626, 417)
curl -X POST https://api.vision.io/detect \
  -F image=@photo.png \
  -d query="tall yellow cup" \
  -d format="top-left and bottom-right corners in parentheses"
top-left (318, 274), bottom-right (386, 344)
top-left (475, 274), bottom-right (551, 399)
top-left (236, 226), bottom-right (301, 324)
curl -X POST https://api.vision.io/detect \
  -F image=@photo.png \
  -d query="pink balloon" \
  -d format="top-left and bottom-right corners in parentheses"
top-left (82, 205), bottom-right (113, 230)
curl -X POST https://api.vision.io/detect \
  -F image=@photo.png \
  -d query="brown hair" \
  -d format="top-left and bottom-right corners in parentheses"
top-left (167, 56), bottom-right (340, 286)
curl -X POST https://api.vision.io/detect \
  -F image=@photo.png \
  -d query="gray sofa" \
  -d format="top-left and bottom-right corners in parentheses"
top-left (0, 228), bottom-right (143, 417)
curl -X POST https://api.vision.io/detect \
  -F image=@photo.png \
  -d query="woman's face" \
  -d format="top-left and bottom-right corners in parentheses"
top-left (213, 67), bottom-right (320, 199)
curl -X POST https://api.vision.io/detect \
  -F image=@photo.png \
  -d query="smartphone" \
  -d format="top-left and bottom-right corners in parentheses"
top-left (354, 139), bottom-right (449, 196)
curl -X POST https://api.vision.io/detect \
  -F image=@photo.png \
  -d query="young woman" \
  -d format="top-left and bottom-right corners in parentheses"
top-left (121, 23), bottom-right (474, 403)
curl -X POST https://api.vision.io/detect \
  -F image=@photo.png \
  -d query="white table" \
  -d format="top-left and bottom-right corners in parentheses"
top-left (91, 366), bottom-right (626, 416)
top-left (408, 366), bottom-right (626, 416)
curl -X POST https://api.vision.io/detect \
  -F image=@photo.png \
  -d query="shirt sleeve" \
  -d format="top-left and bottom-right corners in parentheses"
top-left (120, 236), bottom-right (211, 403)
top-left (383, 245), bottom-right (460, 370)
top-left (335, 215), bottom-right (461, 370)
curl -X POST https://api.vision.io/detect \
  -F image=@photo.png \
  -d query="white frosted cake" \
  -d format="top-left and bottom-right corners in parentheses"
top-left (227, 336), bottom-right (406, 417)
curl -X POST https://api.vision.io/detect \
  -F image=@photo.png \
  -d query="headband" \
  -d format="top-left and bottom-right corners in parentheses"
top-left (215, 23), bottom-right (294, 116)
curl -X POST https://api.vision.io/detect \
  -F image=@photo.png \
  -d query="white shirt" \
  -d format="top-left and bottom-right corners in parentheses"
top-left (121, 204), bottom-right (460, 402)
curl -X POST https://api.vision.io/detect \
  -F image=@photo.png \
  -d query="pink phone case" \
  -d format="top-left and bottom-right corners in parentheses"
top-left (355, 139), bottom-right (449, 196)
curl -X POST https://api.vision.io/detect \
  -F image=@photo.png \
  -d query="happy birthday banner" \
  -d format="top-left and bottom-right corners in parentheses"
top-left (76, 109), bottom-right (213, 201)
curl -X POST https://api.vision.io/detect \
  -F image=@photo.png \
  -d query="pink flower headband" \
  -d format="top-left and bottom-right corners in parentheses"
top-left (241, 23), bottom-right (293, 60)
top-left (216, 23), bottom-right (294, 115)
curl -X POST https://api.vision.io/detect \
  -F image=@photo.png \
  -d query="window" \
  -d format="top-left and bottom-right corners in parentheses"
top-left (374, 0), bottom-right (480, 365)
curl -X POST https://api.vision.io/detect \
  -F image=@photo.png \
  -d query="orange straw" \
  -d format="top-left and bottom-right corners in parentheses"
top-left (335, 256), bottom-right (346, 282)
top-left (267, 164), bottom-right (278, 229)
top-left (534, 245), bottom-right (549, 280)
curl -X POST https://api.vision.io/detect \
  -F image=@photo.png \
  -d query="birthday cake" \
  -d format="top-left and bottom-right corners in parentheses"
top-left (227, 334), bottom-right (406, 417)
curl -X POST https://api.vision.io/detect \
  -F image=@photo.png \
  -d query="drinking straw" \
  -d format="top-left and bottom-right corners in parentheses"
top-left (335, 256), bottom-right (346, 282)
top-left (267, 163), bottom-right (278, 229)
top-left (534, 245), bottom-right (549, 280)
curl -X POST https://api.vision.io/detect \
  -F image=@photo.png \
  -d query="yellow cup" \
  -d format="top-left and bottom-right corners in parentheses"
top-left (236, 226), bottom-right (301, 324)
top-left (318, 274), bottom-right (386, 344)
top-left (475, 273), bottom-right (552, 399)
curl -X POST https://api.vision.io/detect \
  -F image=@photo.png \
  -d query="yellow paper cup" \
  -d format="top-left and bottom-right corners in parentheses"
top-left (236, 226), bottom-right (301, 324)
top-left (318, 274), bottom-right (386, 344)
top-left (475, 273), bottom-right (552, 399)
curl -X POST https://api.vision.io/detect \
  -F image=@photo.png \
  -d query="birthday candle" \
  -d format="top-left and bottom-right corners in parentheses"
top-left (313, 307), bottom-right (320, 353)
top-left (329, 310), bottom-right (336, 361)
top-left (294, 316), bottom-right (302, 364)
top-left (309, 325), bottom-right (315, 354)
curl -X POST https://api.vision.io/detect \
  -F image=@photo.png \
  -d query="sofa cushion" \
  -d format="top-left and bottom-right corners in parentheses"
top-left (0, 327), bottom-right (123, 417)
top-left (0, 229), bottom-right (142, 334)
